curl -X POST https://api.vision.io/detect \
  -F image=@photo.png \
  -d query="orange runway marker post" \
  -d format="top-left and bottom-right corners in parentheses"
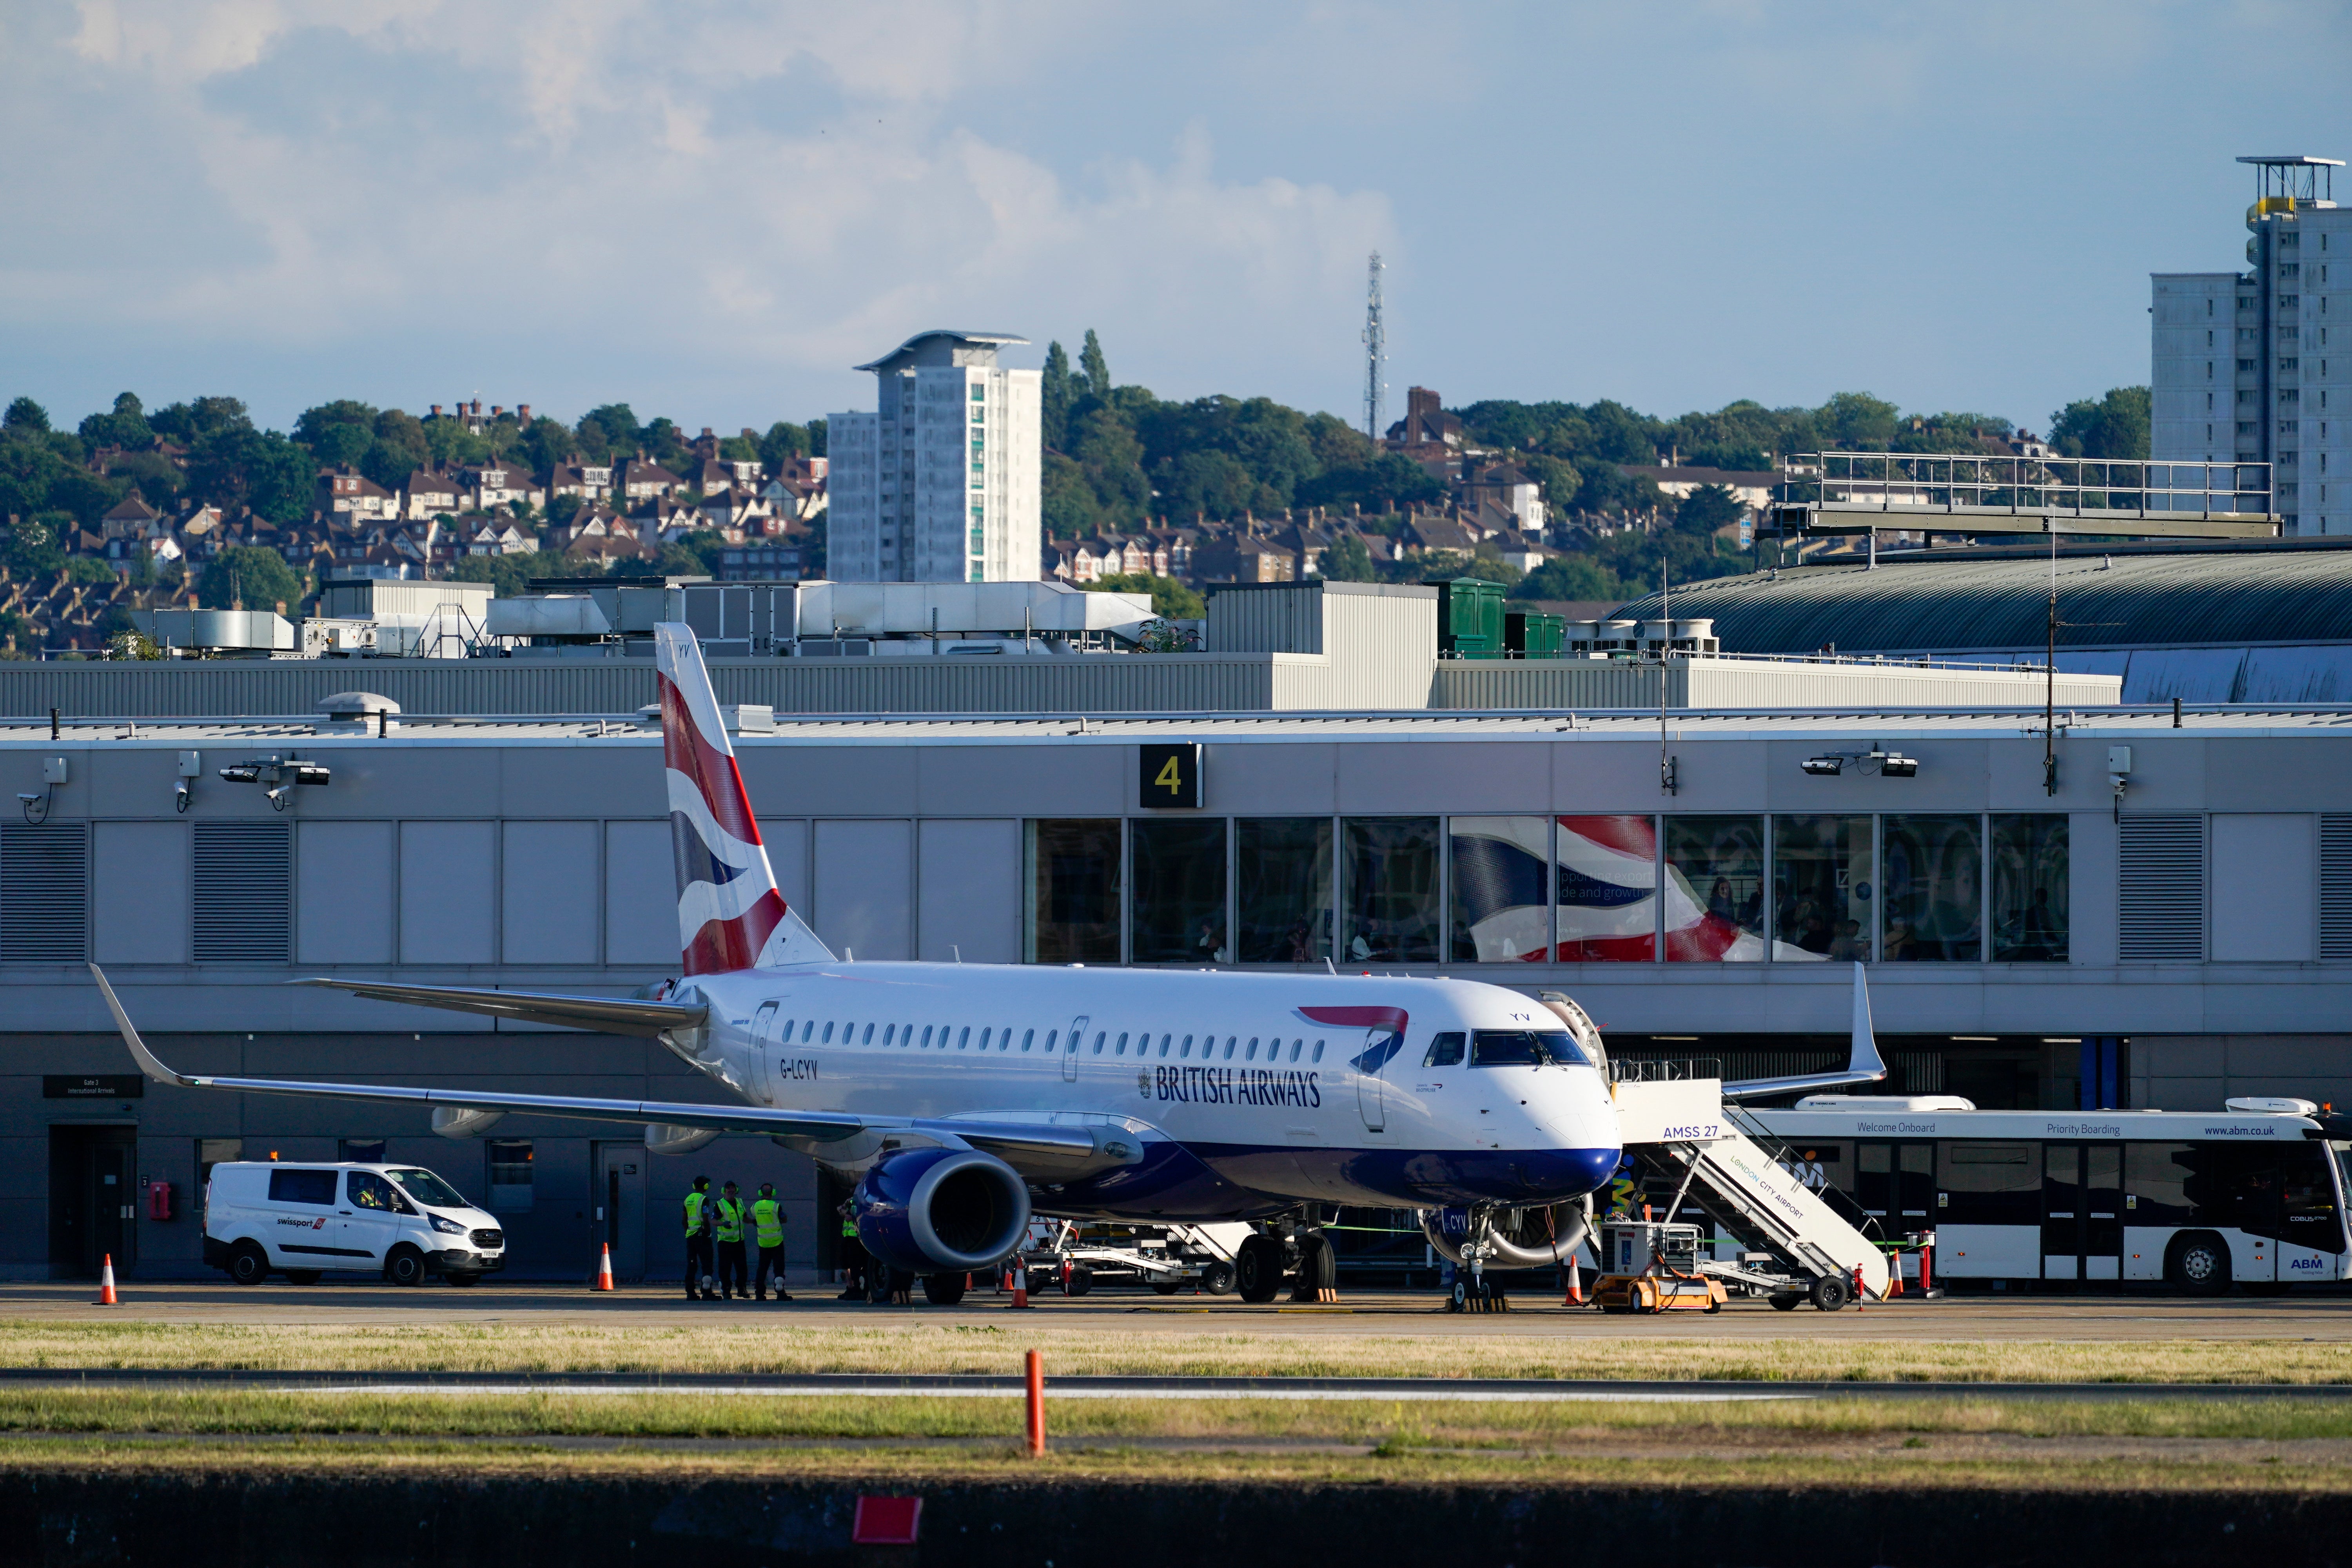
top-left (1024, 1350), bottom-right (1046, 1455)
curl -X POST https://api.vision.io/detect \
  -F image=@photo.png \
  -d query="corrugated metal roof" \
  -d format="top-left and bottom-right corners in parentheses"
top-left (1617, 547), bottom-right (2352, 655)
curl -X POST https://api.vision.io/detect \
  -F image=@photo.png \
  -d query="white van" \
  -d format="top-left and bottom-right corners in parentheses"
top-left (202, 1161), bottom-right (506, 1287)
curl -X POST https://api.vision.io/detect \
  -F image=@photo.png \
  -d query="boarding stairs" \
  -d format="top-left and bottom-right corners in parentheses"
top-left (1610, 1073), bottom-right (1889, 1300)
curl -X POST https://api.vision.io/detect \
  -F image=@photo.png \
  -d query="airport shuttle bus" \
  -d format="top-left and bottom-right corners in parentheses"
top-left (1748, 1096), bottom-right (2352, 1292)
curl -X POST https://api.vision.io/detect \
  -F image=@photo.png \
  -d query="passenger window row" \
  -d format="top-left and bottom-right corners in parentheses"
top-left (770, 1016), bottom-right (1327, 1065)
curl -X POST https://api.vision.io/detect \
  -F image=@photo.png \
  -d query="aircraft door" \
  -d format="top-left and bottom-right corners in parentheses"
top-left (1064, 1016), bottom-right (1088, 1083)
top-left (750, 1002), bottom-right (779, 1102)
top-left (593, 1142), bottom-right (646, 1280)
top-left (1356, 1029), bottom-right (1387, 1133)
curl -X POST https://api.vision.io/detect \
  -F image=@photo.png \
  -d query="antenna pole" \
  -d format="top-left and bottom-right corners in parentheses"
top-left (1361, 252), bottom-right (1385, 440)
top-left (2044, 526), bottom-right (2058, 796)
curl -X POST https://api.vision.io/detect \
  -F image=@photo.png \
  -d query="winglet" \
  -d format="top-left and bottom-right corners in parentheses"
top-left (1849, 960), bottom-right (1886, 1082)
top-left (87, 964), bottom-right (198, 1087)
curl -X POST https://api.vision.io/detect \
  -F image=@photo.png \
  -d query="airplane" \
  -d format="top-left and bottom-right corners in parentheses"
top-left (89, 622), bottom-right (1885, 1305)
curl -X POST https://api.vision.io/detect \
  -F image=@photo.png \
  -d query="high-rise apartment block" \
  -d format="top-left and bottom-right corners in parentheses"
top-left (827, 330), bottom-right (1041, 583)
top-left (2152, 156), bottom-right (2347, 536)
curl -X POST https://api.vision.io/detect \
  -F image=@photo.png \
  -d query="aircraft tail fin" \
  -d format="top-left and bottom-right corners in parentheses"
top-left (653, 623), bottom-right (831, 973)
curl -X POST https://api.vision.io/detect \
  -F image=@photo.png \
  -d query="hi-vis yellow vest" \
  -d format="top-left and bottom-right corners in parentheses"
top-left (714, 1196), bottom-right (746, 1244)
top-left (683, 1189), bottom-right (709, 1236)
top-left (752, 1197), bottom-right (784, 1248)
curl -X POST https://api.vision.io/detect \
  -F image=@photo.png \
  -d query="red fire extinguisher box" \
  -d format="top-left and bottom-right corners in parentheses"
top-left (145, 1181), bottom-right (172, 1222)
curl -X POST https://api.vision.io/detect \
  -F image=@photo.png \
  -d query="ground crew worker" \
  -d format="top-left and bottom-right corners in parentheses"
top-left (836, 1207), bottom-right (866, 1301)
top-left (714, 1180), bottom-right (750, 1299)
top-left (682, 1175), bottom-right (717, 1302)
top-left (752, 1181), bottom-right (792, 1301)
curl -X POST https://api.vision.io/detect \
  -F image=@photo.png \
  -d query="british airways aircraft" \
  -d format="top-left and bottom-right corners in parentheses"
top-left (91, 624), bottom-right (1877, 1303)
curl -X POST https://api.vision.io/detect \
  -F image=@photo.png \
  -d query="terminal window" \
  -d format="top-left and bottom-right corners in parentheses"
top-left (1342, 818), bottom-right (1440, 964)
top-left (1024, 820), bottom-right (1121, 965)
top-left (1131, 818), bottom-right (1226, 964)
top-left (1664, 816), bottom-right (1765, 962)
top-left (1882, 815), bottom-right (1983, 962)
top-left (1550, 816), bottom-right (1659, 962)
top-left (1990, 815), bottom-right (2068, 961)
top-left (1772, 815), bottom-right (1874, 962)
top-left (1235, 818), bottom-right (1332, 963)
top-left (1446, 817), bottom-right (1552, 963)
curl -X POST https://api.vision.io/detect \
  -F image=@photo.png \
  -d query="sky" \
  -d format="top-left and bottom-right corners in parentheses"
top-left (3, 0), bottom-right (2348, 439)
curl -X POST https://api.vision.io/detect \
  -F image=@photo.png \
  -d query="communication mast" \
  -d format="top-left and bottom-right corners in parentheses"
top-left (1361, 251), bottom-right (1385, 439)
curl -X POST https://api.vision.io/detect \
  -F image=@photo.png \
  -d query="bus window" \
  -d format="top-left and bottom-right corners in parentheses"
top-left (1935, 1141), bottom-right (2040, 1226)
top-left (2281, 1143), bottom-right (2346, 1255)
top-left (2126, 1143), bottom-right (2194, 1225)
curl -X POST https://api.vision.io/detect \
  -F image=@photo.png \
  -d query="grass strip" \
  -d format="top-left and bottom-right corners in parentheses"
top-left (0, 1389), bottom-right (2345, 1443)
top-left (0, 1438), bottom-right (2336, 1494)
top-left (0, 1321), bottom-right (2348, 1384)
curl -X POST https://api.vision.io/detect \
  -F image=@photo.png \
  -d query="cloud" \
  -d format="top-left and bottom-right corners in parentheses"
top-left (5, 0), bottom-right (1394, 423)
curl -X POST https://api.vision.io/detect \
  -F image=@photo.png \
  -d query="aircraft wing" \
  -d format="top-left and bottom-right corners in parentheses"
top-left (94, 966), bottom-right (1132, 1174)
top-left (290, 977), bottom-right (706, 1038)
top-left (1719, 961), bottom-right (1887, 1101)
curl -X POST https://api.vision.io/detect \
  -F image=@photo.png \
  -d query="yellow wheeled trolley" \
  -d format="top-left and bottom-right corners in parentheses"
top-left (1593, 1221), bottom-right (1727, 1314)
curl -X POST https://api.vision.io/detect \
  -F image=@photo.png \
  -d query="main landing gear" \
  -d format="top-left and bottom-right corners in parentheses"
top-left (1235, 1218), bottom-right (1340, 1304)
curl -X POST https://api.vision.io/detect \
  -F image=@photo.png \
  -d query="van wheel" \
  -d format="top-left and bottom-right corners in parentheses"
top-left (281, 1270), bottom-right (322, 1286)
top-left (227, 1243), bottom-right (269, 1286)
top-left (2167, 1234), bottom-right (2232, 1296)
top-left (384, 1245), bottom-right (428, 1287)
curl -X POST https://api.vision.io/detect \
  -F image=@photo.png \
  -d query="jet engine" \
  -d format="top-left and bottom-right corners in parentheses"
top-left (1420, 1202), bottom-right (1592, 1269)
top-left (851, 1148), bottom-right (1032, 1276)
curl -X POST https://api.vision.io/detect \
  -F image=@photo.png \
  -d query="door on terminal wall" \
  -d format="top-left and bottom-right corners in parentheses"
top-left (49, 1126), bottom-right (138, 1278)
top-left (592, 1142), bottom-right (646, 1281)
top-left (1853, 1142), bottom-right (1934, 1242)
top-left (2043, 1143), bottom-right (2123, 1281)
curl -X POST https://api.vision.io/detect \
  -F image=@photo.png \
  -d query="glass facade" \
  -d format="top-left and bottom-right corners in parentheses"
top-left (1448, 816), bottom-right (1550, 962)
top-left (1343, 818), bottom-right (1440, 963)
top-left (1662, 816), bottom-right (1765, 961)
top-left (1552, 815), bottom-right (1659, 960)
top-left (1015, 811), bottom-right (2071, 967)
top-left (1772, 815), bottom-right (1874, 961)
top-left (1882, 815), bottom-right (1982, 961)
top-left (1023, 819), bottom-right (1121, 964)
top-left (1991, 815), bottom-right (2069, 961)
top-left (1236, 818), bottom-right (1332, 963)
top-left (1131, 818), bottom-right (1227, 963)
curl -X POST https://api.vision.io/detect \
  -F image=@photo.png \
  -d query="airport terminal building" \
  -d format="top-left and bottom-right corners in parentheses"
top-left (4, 690), bottom-right (2351, 1282)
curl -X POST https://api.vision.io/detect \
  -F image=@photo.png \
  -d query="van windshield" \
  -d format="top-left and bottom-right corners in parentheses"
top-left (387, 1168), bottom-right (470, 1209)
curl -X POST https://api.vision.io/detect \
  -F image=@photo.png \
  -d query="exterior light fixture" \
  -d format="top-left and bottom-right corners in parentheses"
top-left (1802, 748), bottom-right (1916, 779)
top-left (218, 755), bottom-right (331, 811)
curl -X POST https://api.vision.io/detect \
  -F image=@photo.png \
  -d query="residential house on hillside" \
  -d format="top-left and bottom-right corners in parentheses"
top-left (1618, 463), bottom-right (1778, 510)
top-left (548, 454), bottom-right (613, 502)
top-left (462, 460), bottom-right (543, 513)
top-left (616, 456), bottom-right (684, 502)
top-left (318, 465), bottom-right (399, 520)
top-left (100, 494), bottom-right (161, 541)
top-left (1191, 530), bottom-right (1296, 584)
top-left (1397, 512), bottom-right (1482, 559)
top-left (402, 468), bottom-right (462, 520)
top-left (1461, 463), bottom-right (1544, 534)
top-left (466, 521), bottom-right (533, 556)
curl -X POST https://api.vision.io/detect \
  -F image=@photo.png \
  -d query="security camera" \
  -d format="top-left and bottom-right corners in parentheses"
top-left (174, 778), bottom-right (191, 814)
top-left (267, 784), bottom-right (293, 811)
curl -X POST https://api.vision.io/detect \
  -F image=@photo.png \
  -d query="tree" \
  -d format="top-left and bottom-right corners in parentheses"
top-left (191, 428), bottom-right (314, 524)
top-left (80, 392), bottom-right (154, 451)
top-left (197, 543), bottom-right (303, 611)
top-left (1513, 555), bottom-right (1625, 603)
top-left (1090, 571), bottom-right (1204, 621)
top-left (148, 396), bottom-right (250, 443)
top-left (2049, 386), bottom-right (2151, 460)
top-left (293, 399), bottom-right (378, 460)
top-left (1521, 454), bottom-right (1581, 515)
top-left (806, 417), bottom-right (827, 457)
top-left (575, 405), bottom-right (638, 463)
top-left (757, 421), bottom-right (811, 473)
top-left (1040, 340), bottom-right (1073, 450)
top-left (1818, 391), bottom-right (1899, 451)
top-left (1080, 328), bottom-right (1110, 400)
top-left (4, 397), bottom-right (49, 434)
top-left (1673, 483), bottom-right (1744, 538)
top-left (1298, 450), bottom-right (1444, 515)
top-left (1318, 533), bottom-right (1377, 583)
top-left (5, 512), bottom-right (68, 574)
top-left (453, 550), bottom-right (572, 598)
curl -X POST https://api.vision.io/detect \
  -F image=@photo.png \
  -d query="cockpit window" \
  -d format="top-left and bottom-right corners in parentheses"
top-left (1422, 1032), bottom-right (1465, 1067)
top-left (1469, 1029), bottom-right (1579, 1067)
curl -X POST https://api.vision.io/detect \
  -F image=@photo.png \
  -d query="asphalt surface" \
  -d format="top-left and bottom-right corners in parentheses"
top-left (6, 1280), bottom-right (2352, 1342)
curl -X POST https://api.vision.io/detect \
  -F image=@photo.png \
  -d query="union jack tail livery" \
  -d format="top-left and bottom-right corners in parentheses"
top-left (654, 624), bottom-right (831, 973)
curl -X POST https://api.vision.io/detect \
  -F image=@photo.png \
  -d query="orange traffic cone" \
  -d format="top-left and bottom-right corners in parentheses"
top-left (97, 1254), bottom-right (118, 1306)
top-left (1562, 1255), bottom-right (1585, 1307)
top-left (1009, 1267), bottom-right (1031, 1310)
top-left (592, 1243), bottom-right (615, 1292)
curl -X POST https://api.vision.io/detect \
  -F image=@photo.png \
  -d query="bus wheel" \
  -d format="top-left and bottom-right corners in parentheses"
top-left (2167, 1234), bottom-right (2231, 1296)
